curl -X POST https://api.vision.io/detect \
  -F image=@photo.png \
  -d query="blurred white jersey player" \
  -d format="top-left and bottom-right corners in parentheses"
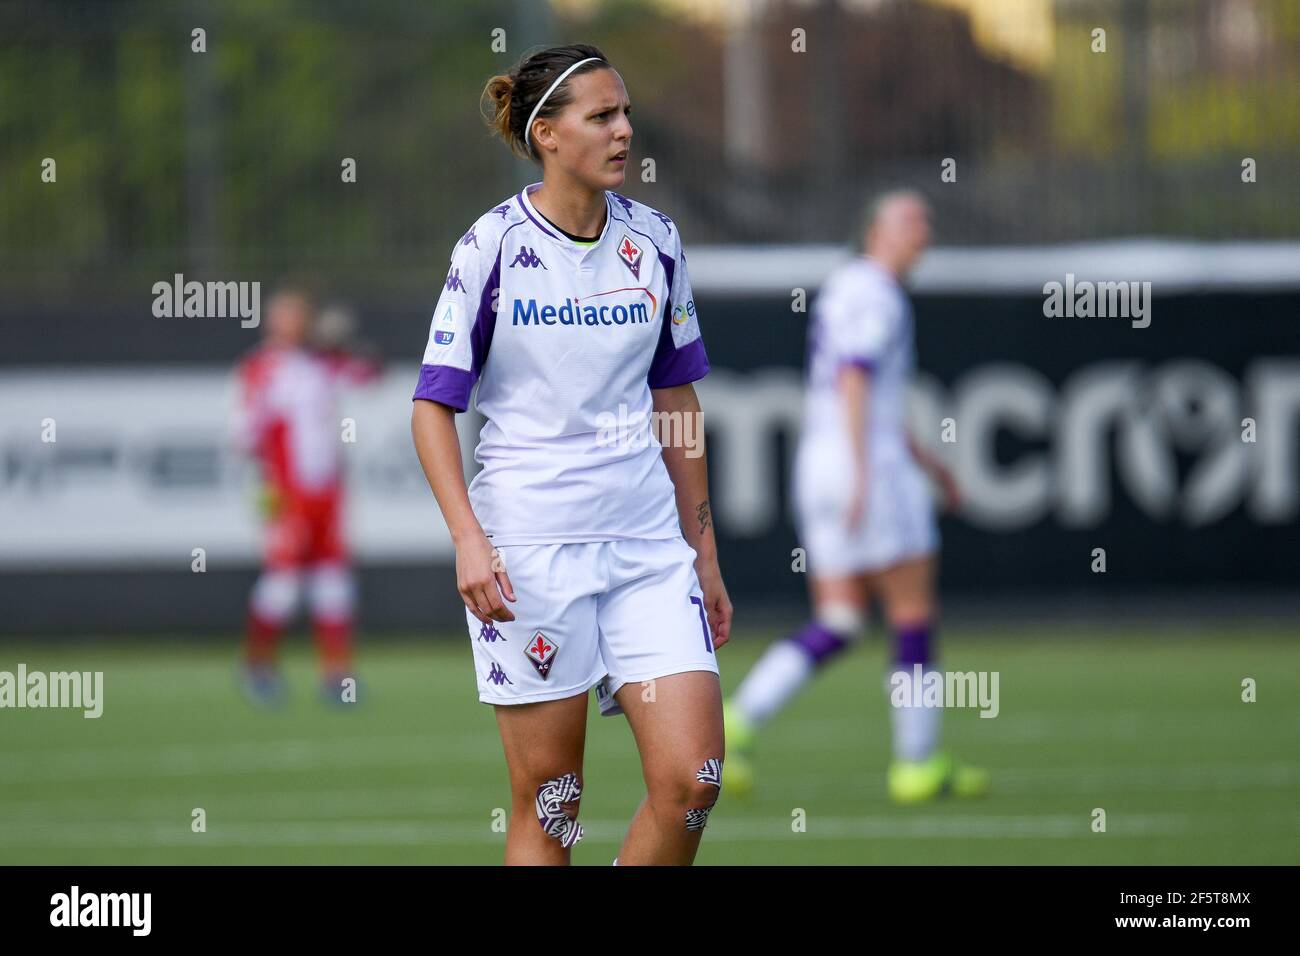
top-left (724, 192), bottom-right (988, 803)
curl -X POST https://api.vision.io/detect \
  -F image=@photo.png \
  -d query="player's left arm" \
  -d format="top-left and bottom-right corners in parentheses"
top-left (652, 381), bottom-right (732, 649)
top-left (905, 431), bottom-right (961, 513)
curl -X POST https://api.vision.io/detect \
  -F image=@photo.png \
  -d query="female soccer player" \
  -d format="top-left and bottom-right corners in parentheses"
top-left (410, 44), bottom-right (731, 865)
top-left (723, 192), bottom-right (987, 804)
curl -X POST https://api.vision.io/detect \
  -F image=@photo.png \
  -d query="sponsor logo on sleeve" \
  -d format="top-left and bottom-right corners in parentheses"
top-left (436, 302), bottom-right (460, 328)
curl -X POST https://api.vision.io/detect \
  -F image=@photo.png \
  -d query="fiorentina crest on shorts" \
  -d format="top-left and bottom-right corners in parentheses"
top-left (525, 631), bottom-right (558, 680)
top-left (617, 234), bottom-right (643, 279)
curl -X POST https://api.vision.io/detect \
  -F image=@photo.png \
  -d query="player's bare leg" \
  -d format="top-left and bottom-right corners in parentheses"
top-left (616, 670), bottom-right (724, 865)
top-left (494, 691), bottom-right (589, 865)
top-left (721, 573), bottom-right (866, 793)
top-left (867, 553), bottom-right (935, 627)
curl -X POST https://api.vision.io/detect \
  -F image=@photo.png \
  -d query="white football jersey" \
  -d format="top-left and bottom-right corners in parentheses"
top-left (801, 255), bottom-right (915, 466)
top-left (413, 181), bottom-right (708, 546)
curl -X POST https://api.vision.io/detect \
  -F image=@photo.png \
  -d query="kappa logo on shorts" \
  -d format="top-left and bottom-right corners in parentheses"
top-left (617, 234), bottom-right (643, 279)
top-left (525, 631), bottom-right (558, 680)
top-left (486, 662), bottom-right (513, 685)
top-left (478, 621), bottom-right (505, 642)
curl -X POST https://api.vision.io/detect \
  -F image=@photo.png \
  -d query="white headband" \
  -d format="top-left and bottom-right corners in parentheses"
top-left (524, 57), bottom-right (604, 152)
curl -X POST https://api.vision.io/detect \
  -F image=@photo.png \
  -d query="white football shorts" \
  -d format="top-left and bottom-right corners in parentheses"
top-left (465, 535), bottom-right (719, 716)
top-left (794, 441), bottom-right (939, 577)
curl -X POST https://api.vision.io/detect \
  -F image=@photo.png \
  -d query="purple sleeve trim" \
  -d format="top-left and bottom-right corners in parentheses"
top-left (412, 364), bottom-right (475, 413)
top-left (648, 336), bottom-right (710, 389)
top-left (470, 254), bottom-right (503, 378)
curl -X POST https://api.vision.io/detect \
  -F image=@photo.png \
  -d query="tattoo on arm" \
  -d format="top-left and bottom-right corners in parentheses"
top-left (695, 499), bottom-right (711, 536)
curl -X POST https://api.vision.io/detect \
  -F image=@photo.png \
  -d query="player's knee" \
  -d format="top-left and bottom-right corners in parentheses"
top-left (683, 757), bottom-right (723, 831)
top-left (308, 563), bottom-right (355, 620)
top-left (644, 758), bottom-right (721, 832)
top-left (815, 602), bottom-right (865, 640)
top-left (251, 570), bottom-right (302, 623)
top-left (533, 771), bottom-right (584, 848)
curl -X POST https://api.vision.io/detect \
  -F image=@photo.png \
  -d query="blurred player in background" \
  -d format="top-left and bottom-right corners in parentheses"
top-left (233, 282), bottom-right (382, 706)
top-left (724, 192), bottom-right (988, 803)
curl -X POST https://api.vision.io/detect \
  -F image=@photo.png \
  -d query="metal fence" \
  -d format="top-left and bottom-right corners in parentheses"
top-left (2, 0), bottom-right (1297, 304)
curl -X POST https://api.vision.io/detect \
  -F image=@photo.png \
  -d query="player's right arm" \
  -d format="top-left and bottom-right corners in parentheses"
top-left (411, 400), bottom-right (515, 624)
top-left (838, 363), bottom-right (870, 532)
top-left (411, 221), bottom-right (515, 625)
top-left (826, 279), bottom-right (892, 532)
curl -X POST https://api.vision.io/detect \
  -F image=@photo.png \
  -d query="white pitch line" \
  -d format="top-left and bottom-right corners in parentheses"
top-left (787, 760), bottom-right (1300, 797)
top-left (0, 733), bottom-right (498, 781)
top-left (765, 713), bottom-right (1300, 747)
top-left (0, 785), bottom-right (484, 821)
top-left (0, 813), bottom-right (1219, 849)
top-left (0, 731), bottom-right (642, 782)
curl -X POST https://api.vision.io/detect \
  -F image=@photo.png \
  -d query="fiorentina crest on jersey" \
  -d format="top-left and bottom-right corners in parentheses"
top-left (617, 234), bottom-right (643, 279)
top-left (525, 631), bottom-right (558, 679)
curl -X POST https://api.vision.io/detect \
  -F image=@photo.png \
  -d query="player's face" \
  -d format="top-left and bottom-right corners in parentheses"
top-left (871, 196), bottom-right (931, 273)
top-left (543, 68), bottom-right (632, 190)
top-left (898, 199), bottom-right (932, 262)
top-left (266, 293), bottom-right (312, 347)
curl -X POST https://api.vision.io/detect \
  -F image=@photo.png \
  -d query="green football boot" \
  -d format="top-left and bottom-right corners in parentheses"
top-left (888, 751), bottom-right (989, 804)
top-left (721, 700), bottom-right (756, 798)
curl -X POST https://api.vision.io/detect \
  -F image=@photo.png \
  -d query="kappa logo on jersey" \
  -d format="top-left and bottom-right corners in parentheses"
top-left (617, 234), bottom-right (643, 279)
top-left (493, 204), bottom-right (511, 219)
top-left (611, 193), bottom-right (634, 213)
top-left (434, 330), bottom-right (454, 345)
top-left (478, 621), bottom-right (505, 642)
top-left (445, 267), bottom-right (466, 293)
top-left (509, 245), bottom-right (547, 270)
top-left (461, 225), bottom-right (479, 249)
top-left (525, 631), bottom-right (558, 679)
top-left (486, 662), bottom-right (513, 685)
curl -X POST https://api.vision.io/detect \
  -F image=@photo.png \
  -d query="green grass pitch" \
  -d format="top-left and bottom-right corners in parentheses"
top-left (1, 625), bottom-right (1296, 864)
